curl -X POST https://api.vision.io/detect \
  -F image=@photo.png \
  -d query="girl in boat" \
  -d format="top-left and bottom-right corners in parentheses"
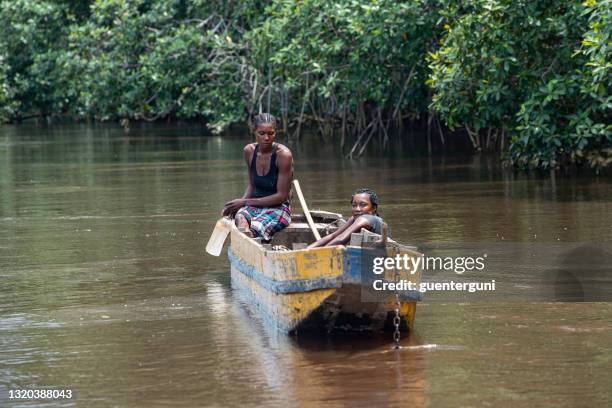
top-left (222, 113), bottom-right (294, 242)
top-left (308, 188), bottom-right (384, 248)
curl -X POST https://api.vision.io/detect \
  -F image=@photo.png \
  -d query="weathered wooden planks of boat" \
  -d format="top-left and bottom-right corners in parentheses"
top-left (227, 211), bottom-right (423, 334)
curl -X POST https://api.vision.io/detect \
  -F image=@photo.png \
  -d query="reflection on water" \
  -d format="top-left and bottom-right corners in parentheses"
top-left (0, 124), bottom-right (611, 407)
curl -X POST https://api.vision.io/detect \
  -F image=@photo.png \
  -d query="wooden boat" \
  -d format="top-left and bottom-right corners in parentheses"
top-left (227, 211), bottom-right (423, 334)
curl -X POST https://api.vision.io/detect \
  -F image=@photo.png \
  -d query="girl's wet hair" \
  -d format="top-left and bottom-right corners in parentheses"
top-left (253, 113), bottom-right (277, 128)
top-left (351, 188), bottom-right (379, 215)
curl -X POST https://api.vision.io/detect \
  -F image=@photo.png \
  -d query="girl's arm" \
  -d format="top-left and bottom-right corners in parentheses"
top-left (308, 216), bottom-right (356, 248)
top-left (315, 217), bottom-right (373, 247)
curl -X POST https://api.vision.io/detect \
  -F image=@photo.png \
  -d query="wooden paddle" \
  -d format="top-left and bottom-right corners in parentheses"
top-left (205, 217), bottom-right (232, 256)
top-left (292, 179), bottom-right (321, 241)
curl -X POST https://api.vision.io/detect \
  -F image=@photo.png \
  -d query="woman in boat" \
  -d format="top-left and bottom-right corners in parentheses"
top-left (308, 188), bottom-right (384, 248)
top-left (222, 113), bottom-right (293, 242)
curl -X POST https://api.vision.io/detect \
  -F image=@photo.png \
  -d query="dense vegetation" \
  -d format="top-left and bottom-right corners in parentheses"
top-left (0, 0), bottom-right (609, 169)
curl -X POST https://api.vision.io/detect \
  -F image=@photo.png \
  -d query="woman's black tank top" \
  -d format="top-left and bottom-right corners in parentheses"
top-left (251, 143), bottom-right (279, 199)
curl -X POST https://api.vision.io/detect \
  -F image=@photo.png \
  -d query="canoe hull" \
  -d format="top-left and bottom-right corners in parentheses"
top-left (227, 218), bottom-right (421, 334)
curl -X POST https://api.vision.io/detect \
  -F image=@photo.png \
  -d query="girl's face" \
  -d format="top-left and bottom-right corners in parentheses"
top-left (255, 123), bottom-right (276, 148)
top-left (351, 193), bottom-right (376, 217)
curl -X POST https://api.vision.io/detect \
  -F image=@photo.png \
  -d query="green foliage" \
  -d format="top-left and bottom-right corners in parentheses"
top-left (249, 0), bottom-right (435, 117)
top-left (64, 0), bottom-right (255, 128)
top-left (0, 53), bottom-right (17, 122)
top-left (0, 0), bottom-right (609, 169)
top-left (512, 0), bottom-right (611, 169)
top-left (0, 0), bottom-right (74, 118)
top-left (429, 0), bottom-right (611, 168)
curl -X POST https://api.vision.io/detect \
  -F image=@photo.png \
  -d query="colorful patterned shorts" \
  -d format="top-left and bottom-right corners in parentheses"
top-left (236, 203), bottom-right (291, 241)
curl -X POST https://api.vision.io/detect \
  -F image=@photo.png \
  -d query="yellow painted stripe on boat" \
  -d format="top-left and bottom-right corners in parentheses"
top-left (271, 246), bottom-right (344, 281)
top-left (231, 265), bottom-right (337, 332)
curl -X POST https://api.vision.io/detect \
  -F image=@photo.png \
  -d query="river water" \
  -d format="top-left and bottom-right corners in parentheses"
top-left (1, 124), bottom-right (611, 407)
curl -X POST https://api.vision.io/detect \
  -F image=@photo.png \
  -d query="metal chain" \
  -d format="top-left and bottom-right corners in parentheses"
top-left (393, 248), bottom-right (401, 349)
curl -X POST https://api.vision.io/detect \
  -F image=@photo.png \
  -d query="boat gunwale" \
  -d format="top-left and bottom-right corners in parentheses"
top-left (227, 217), bottom-right (423, 301)
top-left (228, 213), bottom-right (418, 257)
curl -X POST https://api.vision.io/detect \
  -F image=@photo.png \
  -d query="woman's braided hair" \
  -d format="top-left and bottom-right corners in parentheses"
top-left (253, 113), bottom-right (277, 129)
top-left (351, 188), bottom-right (379, 216)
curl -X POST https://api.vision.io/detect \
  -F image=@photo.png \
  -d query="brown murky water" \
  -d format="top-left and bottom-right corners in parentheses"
top-left (1, 124), bottom-right (611, 407)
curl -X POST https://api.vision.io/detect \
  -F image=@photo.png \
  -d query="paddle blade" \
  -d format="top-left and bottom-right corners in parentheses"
top-left (206, 218), bottom-right (232, 256)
